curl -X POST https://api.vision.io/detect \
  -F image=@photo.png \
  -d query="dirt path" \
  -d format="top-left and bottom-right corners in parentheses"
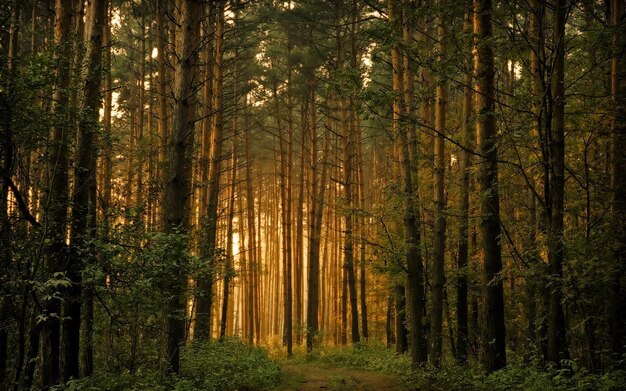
top-left (276, 363), bottom-right (408, 391)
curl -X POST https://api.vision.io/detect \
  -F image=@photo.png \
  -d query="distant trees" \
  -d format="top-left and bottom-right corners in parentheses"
top-left (1, 0), bottom-right (626, 389)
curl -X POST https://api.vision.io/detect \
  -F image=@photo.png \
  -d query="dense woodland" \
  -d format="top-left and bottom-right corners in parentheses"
top-left (0, 0), bottom-right (625, 389)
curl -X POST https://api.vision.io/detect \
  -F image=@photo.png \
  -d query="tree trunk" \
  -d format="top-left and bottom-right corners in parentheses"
top-left (41, 0), bottom-right (73, 386)
top-left (245, 130), bottom-right (257, 345)
top-left (162, 0), bottom-right (201, 375)
top-left (67, 0), bottom-right (106, 380)
top-left (547, 0), bottom-right (568, 365)
top-left (474, 0), bottom-right (506, 373)
top-left (456, 6), bottom-right (473, 364)
top-left (274, 54), bottom-right (294, 354)
top-left (306, 85), bottom-right (328, 352)
top-left (430, 3), bottom-right (447, 367)
top-left (220, 143), bottom-right (237, 341)
top-left (156, 0), bottom-right (169, 230)
top-left (389, 0), bottom-right (422, 366)
top-left (295, 101), bottom-right (306, 345)
top-left (355, 116), bottom-right (368, 341)
top-left (610, 0), bottom-right (626, 364)
top-left (195, 0), bottom-right (225, 341)
top-left (0, 4), bottom-right (19, 385)
top-left (337, 0), bottom-right (360, 345)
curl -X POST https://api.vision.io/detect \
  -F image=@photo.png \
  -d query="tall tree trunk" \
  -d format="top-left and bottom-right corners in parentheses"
top-left (610, 0), bottom-right (626, 364)
top-left (337, 0), bottom-right (360, 345)
top-left (0, 4), bottom-right (19, 384)
top-left (41, 0), bottom-right (73, 386)
top-left (306, 85), bottom-right (328, 352)
top-left (66, 0), bottom-right (106, 380)
top-left (430, 3), bottom-right (447, 367)
top-left (162, 0), bottom-right (201, 375)
top-left (547, 0), bottom-right (568, 365)
top-left (456, 6), bottom-right (472, 364)
top-left (389, 0), bottom-right (422, 366)
top-left (295, 100), bottom-right (306, 345)
top-left (219, 10), bottom-right (241, 340)
top-left (245, 129), bottom-right (257, 345)
top-left (355, 117), bottom-right (368, 341)
top-left (156, 0), bottom-right (169, 230)
top-left (195, 1), bottom-right (224, 341)
top-left (274, 54), bottom-right (294, 354)
top-left (136, 9), bottom-right (146, 215)
top-left (220, 143), bottom-right (237, 340)
top-left (393, 4), bottom-right (408, 356)
top-left (527, 0), bottom-right (548, 362)
top-left (126, 59), bottom-right (136, 211)
top-left (0, 149), bottom-right (9, 389)
top-left (285, 95), bottom-right (294, 354)
top-left (100, 0), bottom-right (113, 226)
top-left (474, 0), bottom-right (506, 373)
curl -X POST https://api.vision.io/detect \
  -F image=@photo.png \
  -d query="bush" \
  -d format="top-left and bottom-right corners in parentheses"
top-left (180, 338), bottom-right (281, 390)
top-left (303, 342), bottom-right (412, 376)
top-left (291, 344), bottom-right (626, 391)
top-left (49, 338), bottom-right (281, 391)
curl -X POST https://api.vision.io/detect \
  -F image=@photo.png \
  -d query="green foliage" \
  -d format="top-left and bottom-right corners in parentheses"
top-left (292, 344), bottom-right (626, 391)
top-left (180, 339), bottom-right (281, 391)
top-left (295, 342), bottom-right (411, 375)
top-left (47, 339), bottom-right (281, 391)
top-left (83, 226), bottom-right (196, 373)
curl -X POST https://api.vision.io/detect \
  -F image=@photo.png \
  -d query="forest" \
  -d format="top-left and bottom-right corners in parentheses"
top-left (0, 0), bottom-right (625, 390)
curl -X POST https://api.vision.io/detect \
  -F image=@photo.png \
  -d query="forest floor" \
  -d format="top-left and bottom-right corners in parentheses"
top-left (276, 362), bottom-right (408, 391)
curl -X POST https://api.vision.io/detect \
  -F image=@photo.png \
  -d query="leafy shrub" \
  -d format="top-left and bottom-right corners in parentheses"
top-left (180, 338), bottom-right (281, 390)
top-left (49, 338), bottom-right (281, 391)
top-left (292, 344), bottom-right (626, 391)
top-left (304, 342), bottom-right (412, 376)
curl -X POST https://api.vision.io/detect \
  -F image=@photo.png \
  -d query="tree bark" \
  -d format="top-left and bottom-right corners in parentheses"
top-left (547, 0), bottom-right (568, 365)
top-left (337, 0), bottom-right (360, 345)
top-left (195, 0), bottom-right (225, 341)
top-left (355, 116), bottom-right (368, 341)
top-left (306, 84), bottom-right (328, 352)
top-left (389, 0), bottom-right (423, 366)
top-left (220, 143), bottom-right (237, 341)
top-left (161, 0), bottom-right (201, 375)
top-left (474, 0), bottom-right (506, 373)
top-left (456, 6), bottom-right (473, 364)
top-left (156, 0), bottom-right (169, 230)
top-left (610, 0), bottom-right (626, 364)
top-left (244, 127), bottom-right (257, 345)
top-left (0, 3), bottom-right (19, 385)
top-left (40, 0), bottom-right (73, 386)
top-left (295, 101), bottom-right (306, 345)
top-left (67, 0), bottom-right (106, 380)
top-left (430, 3), bottom-right (447, 367)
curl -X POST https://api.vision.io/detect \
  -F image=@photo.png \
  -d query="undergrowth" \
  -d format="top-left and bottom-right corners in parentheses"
top-left (49, 338), bottom-right (281, 391)
top-left (286, 343), bottom-right (626, 391)
top-left (43, 341), bottom-right (626, 391)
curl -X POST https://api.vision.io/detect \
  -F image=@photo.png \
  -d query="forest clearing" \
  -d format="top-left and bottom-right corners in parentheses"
top-left (1, 0), bottom-right (626, 390)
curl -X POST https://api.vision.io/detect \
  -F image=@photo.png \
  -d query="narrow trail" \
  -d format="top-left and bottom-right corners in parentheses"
top-left (276, 363), bottom-right (408, 391)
